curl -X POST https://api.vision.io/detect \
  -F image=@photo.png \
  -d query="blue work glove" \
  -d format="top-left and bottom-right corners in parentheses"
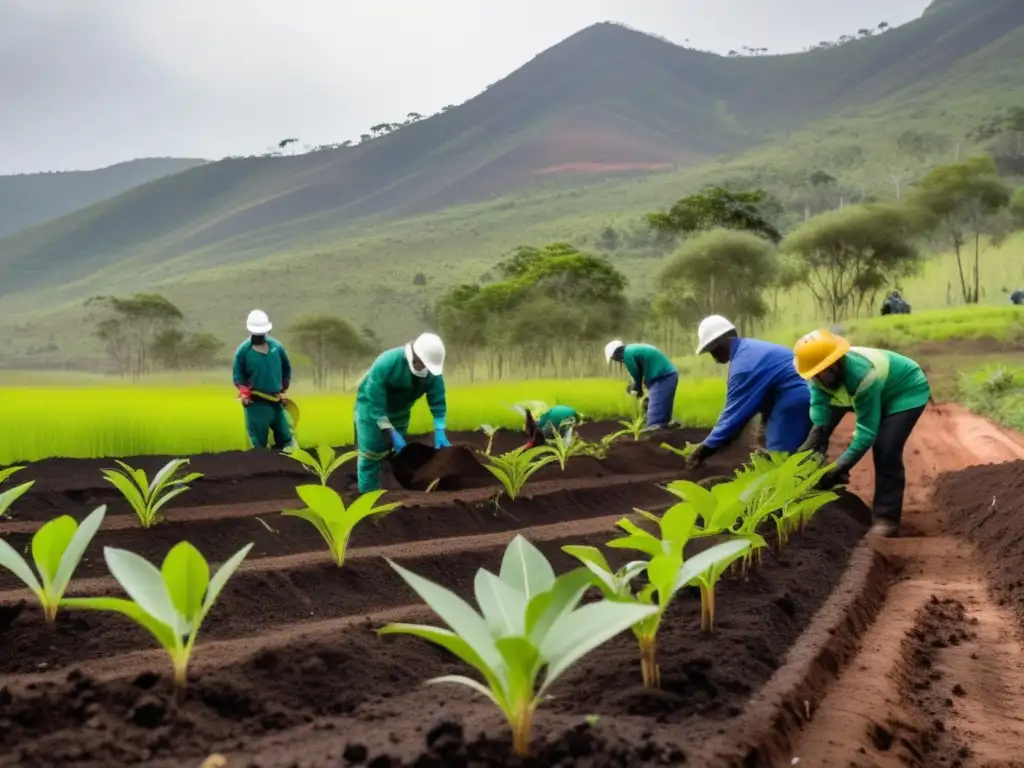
top-left (388, 429), bottom-right (407, 453)
top-left (432, 416), bottom-right (450, 449)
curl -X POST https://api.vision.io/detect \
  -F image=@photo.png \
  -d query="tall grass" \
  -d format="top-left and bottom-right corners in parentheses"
top-left (0, 377), bottom-right (725, 465)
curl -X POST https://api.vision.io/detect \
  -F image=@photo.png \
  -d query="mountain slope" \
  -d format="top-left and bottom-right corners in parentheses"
top-left (0, 0), bottom-right (1022, 363)
top-left (0, 158), bottom-right (207, 238)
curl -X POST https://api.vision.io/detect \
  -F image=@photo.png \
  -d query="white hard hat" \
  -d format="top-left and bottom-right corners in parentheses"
top-left (695, 315), bottom-right (736, 354)
top-left (604, 339), bottom-right (624, 363)
top-left (412, 332), bottom-right (445, 375)
top-left (246, 309), bottom-right (272, 334)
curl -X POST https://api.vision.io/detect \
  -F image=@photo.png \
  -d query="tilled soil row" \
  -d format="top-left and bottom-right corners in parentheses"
top-left (0, 473), bottom-right (695, 587)
top-left (0, 501), bottom-right (873, 768)
top-left (1, 425), bottom-right (729, 521)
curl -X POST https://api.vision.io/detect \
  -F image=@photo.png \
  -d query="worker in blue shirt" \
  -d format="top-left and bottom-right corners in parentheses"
top-left (686, 315), bottom-right (812, 468)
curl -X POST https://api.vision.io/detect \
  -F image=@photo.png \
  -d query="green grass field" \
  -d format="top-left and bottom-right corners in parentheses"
top-left (0, 378), bottom-right (726, 466)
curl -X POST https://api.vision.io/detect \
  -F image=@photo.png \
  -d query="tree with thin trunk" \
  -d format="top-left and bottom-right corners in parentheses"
top-left (909, 156), bottom-right (1012, 304)
top-left (86, 293), bottom-right (184, 379)
top-left (291, 314), bottom-right (367, 390)
top-left (781, 204), bottom-right (923, 323)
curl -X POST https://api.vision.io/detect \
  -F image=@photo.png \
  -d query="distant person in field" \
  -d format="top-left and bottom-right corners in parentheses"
top-left (793, 328), bottom-right (931, 539)
top-left (1011, 289), bottom-right (1024, 306)
top-left (880, 289), bottom-right (911, 316)
top-left (523, 405), bottom-right (580, 447)
top-left (353, 332), bottom-right (449, 492)
top-left (604, 340), bottom-right (679, 429)
top-left (233, 309), bottom-right (296, 451)
top-left (686, 315), bottom-right (812, 469)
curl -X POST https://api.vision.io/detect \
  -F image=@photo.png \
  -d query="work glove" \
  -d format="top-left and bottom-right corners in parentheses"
top-left (237, 385), bottom-right (252, 406)
top-left (816, 466), bottom-right (850, 491)
top-left (685, 442), bottom-right (716, 471)
top-left (434, 429), bottom-right (451, 449)
top-left (387, 429), bottom-right (407, 454)
top-left (626, 383), bottom-right (642, 397)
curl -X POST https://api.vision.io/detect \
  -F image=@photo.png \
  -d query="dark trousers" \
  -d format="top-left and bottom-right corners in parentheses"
top-left (872, 405), bottom-right (926, 524)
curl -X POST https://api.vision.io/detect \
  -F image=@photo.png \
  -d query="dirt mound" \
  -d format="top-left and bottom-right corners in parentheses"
top-left (934, 459), bottom-right (1024, 624)
top-left (389, 444), bottom-right (489, 491)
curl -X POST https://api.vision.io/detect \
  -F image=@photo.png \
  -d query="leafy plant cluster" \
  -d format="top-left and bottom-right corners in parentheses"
top-left (380, 447), bottom-right (840, 755)
top-left (0, 439), bottom-right (841, 758)
top-left (0, 448), bottom-right (400, 694)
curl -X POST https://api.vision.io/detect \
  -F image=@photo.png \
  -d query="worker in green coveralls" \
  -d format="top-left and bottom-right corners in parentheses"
top-left (793, 328), bottom-right (931, 539)
top-left (354, 332), bottom-right (449, 492)
top-left (233, 309), bottom-right (296, 451)
top-left (604, 340), bottom-right (679, 429)
top-left (524, 404), bottom-right (580, 447)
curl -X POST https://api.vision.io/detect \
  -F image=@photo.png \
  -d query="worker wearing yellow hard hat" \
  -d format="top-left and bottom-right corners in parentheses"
top-left (793, 328), bottom-right (931, 538)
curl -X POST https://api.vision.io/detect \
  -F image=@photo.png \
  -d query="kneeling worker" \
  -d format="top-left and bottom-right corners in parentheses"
top-left (793, 329), bottom-right (931, 538)
top-left (354, 332), bottom-right (449, 492)
top-left (524, 404), bottom-right (580, 447)
top-left (233, 309), bottom-right (296, 451)
top-left (604, 340), bottom-right (679, 429)
top-left (687, 315), bottom-right (811, 468)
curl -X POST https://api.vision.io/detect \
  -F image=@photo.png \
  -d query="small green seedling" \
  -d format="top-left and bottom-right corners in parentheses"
top-left (604, 398), bottom-right (651, 442)
top-left (282, 485), bottom-right (401, 567)
top-left (380, 535), bottom-right (655, 757)
top-left (63, 541), bottom-right (252, 694)
top-left (537, 425), bottom-right (588, 470)
top-left (602, 503), bottom-right (752, 683)
top-left (284, 444), bottom-right (358, 485)
top-left (480, 446), bottom-right (555, 501)
top-left (660, 442), bottom-right (699, 460)
top-left (102, 458), bottom-right (203, 528)
top-left (0, 506), bottom-right (106, 623)
top-left (477, 424), bottom-right (499, 455)
top-left (0, 476), bottom-right (35, 518)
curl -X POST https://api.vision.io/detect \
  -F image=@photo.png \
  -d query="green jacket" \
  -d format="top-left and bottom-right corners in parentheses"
top-left (537, 405), bottom-right (578, 430)
top-left (356, 345), bottom-right (447, 430)
top-left (623, 344), bottom-right (676, 389)
top-left (233, 337), bottom-right (291, 394)
top-left (809, 347), bottom-right (930, 465)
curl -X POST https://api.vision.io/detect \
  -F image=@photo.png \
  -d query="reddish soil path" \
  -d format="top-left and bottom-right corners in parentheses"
top-left (787, 404), bottom-right (1024, 766)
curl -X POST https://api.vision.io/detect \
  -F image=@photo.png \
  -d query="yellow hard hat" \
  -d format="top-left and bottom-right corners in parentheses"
top-left (793, 329), bottom-right (851, 379)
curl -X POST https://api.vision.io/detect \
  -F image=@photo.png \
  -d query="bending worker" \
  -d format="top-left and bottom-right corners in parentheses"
top-left (604, 340), bottom-right (679, 429)
top-left (233, 309), bottom-right (296, 451)
top-left (793, 328), bottom-right (931, 538)
top-left (686, 315), bottom-right (811, 468)
top-left (354, 332), bottom-right (449, 492)
top-left (524, 404), bottom-right (580, 447)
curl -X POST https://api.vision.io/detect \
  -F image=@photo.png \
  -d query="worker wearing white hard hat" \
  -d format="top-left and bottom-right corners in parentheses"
top-left (233, 309), bottom-right (297, 451)
top-left (686, 314), bottom-right (811, 468)
top-left (604, 339), bottom-right (679, 428)
top-left (353, 332), bottom-right (449, 492)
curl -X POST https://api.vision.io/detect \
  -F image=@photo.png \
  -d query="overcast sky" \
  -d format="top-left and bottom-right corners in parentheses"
top-left (1, 0), bottom-right (932, 175)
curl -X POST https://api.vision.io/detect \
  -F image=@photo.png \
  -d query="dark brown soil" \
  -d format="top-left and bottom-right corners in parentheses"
top-left (0, 424), bottom-right (715, 522)
top-left (0, 501), bottom-right (870, 767)
top-left (934, 459), bottom-right (1024, 625)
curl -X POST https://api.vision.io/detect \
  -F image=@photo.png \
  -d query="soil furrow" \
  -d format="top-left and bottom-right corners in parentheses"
top-left (784, 404), bottom-right (1024, 767)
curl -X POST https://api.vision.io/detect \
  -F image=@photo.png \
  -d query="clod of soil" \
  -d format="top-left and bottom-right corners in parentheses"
top-left (388, 444), bottom-right (490, 491)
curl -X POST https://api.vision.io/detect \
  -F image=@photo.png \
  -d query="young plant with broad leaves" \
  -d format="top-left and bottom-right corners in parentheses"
top-left (379, 535), bottom-right (655, 757)
top-left (604, 397), bottom-right (651, 442)
top-left (536, 425), bottom-right (588, 471)
top-left (0, 506), bottom-right (106, 623)
top-left (284, 444), bottom-right (358, 485)
top-left (102, 458), bottom-right (203, 528)
top-left (660, 442), bottom-right (699, 460)
top-left (282, 485), bottom-right (401, 567)
top-left (603, 503), bottom-right (751, 683)
top-left (480, 446), bottom-right (555, 501)
top-left (63, 541), bottom-right (252, 695)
